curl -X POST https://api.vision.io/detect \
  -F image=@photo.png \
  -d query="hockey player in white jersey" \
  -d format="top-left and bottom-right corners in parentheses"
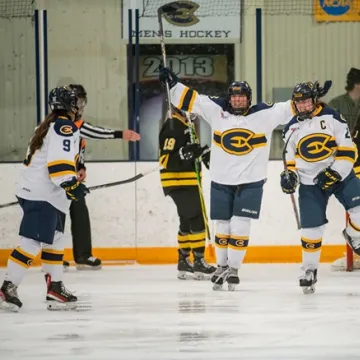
top-left (0, 86), bottom-right (89, 312)
top-left (159, 67), bottom-right (301, 290)
top-left (281, 82), bottom-right (360, 294)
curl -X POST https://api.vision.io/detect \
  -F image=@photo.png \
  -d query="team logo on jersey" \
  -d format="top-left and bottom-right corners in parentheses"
top-left (214, 128), bottom-right (267, 156)
top-left (297, 133), bottom-right (337, 162)
top-left (163, 1), bottom-right (200, 27)
top-left (60, 125), bottom-right (73, 135)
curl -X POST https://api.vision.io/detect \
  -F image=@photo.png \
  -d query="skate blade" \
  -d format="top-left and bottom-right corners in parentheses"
top-left (212, 283), bottom-right (224, 291)
top-left (193, 272), bottom-right (211, 281)
top-left (47, 300), bottom-right (91, 311)
top-left (76, 264), bottom-right (102, 271)
top-left (177, 271), bottom-right (194, 280)
top-left (302, 285), bottom-right (315, 295)
top-left (0, 301), bottom-right (20, 312)
top-left (228, 283), bottom-right (237, 291)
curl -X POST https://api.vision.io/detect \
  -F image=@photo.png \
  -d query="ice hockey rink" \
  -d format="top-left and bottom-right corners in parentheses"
top-left (1, 264), bottom-right (360, 360)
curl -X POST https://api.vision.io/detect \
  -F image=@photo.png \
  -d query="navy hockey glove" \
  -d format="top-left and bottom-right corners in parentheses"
top-left (314, 80), bottom-right (332, 98)
top-left (61, 177), bottom-right (89, 201)
top-left (280, 170), bottom-right (298, 194)
top-left (314, 167), bottom-right (341, 191)
top-left (158, 66), bottom-right (179, 89)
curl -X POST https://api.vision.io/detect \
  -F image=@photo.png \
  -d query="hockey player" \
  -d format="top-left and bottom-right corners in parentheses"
top-left (61, 84), bottom-right (140, 270)
top-left (281, 82), bottom-right (360, 294)
top-left (159, 106), bottom-right (216, 280)
top-left (0, 86), bottom-right (88, 312)
top-left (158, 67), bottom-right (303, 291)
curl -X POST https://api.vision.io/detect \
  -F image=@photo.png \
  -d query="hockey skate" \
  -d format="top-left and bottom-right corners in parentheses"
top-left (177, 250), bottom-right (194, 280)
top-left (193, 257), bottom-right (216, 280)
top-left (46, 274), bottom-right (78, 310)
top-left (76, 256), bottom-right (102, 270)
top-left (343, 229), bottom-right (360, 256)
top-left (227, 267), bottom-right (240, 291)
top-left (211, 265), bottom-right (230, 291)
top-left (299, 268), bottom-right (317, 294)
top-left (0, 280), bottom-right (22, 312)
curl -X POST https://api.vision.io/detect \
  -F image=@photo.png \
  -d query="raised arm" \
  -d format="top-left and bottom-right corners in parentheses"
top-left (159, 67), bottom-right (222, 126)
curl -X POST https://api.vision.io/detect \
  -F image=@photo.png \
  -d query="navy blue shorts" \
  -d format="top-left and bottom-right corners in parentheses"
top-left (299, 171), bottom-right (360, 228)
top-left (17, 198), bottom-right (65, 244)
top-left (210, 180), bottom-right (265, 220)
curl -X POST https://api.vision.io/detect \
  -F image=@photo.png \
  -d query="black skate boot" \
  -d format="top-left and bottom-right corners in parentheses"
top-left (227, 267), bottom-right (240, 291)
top-left (76, 256), bottom-right (102, 270)
top-left (343, 229), bottom-right (360, 256)
top-left (193, 256), bottom-right (216, 280)
top-left (177, 250), bottom-right (194, 280)
top-left (0, 280), bottom-right (22, 312)
top-left (299, 268), bottom-right (317, 294)
top-left (46, 274), bottom-right (77, 310)
top-left (211, 265), bottom-right (230, 291)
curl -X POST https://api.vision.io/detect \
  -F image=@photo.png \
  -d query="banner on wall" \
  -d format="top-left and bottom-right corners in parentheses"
top-left (314, 0), bottom-right (360, 22)
top-left (123, 0), bottom-right (241, 40)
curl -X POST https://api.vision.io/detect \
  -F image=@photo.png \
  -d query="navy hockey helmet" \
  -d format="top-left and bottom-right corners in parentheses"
top-left (228, 81), bottom-right (252, 115)
top-left (292, 82), bottom-right (317, 120)
top-left (48, 86), bottom-right (78, 113)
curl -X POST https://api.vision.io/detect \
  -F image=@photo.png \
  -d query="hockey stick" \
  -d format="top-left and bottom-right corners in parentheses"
top-left (157, 3), bottom-right (175, 119)
top-left (0, 165), bottom-right (162, 209)
top-left (282, 127), bottom-right (301, 230)
top-left (186, 114), bottom-right (215, 257)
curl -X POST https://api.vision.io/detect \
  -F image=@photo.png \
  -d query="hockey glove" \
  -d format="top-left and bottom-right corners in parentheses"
top-left (158, 66), bottom-right (179, 89)
top-left (280, 170), bottom-right (298, 194)
top-left (314, 80), bottom-right (332, 98)
top-left (314, 167), bottom-right (341, 191)
top-left (61, 177), bottom-right (90, 201)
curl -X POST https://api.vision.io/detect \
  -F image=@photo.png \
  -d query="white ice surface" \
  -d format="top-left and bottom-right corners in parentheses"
top-left (1, 264), bottom-right (360, 360)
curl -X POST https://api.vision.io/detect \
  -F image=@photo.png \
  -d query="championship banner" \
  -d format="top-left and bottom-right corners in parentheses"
top-left (140, 54), bottom-right (227, 83)
top-left (314, 0), bottom-right (360, 22)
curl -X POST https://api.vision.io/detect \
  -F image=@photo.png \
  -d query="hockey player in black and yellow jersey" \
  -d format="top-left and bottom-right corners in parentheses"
top-left (159, 107), bottom-right (216, 280)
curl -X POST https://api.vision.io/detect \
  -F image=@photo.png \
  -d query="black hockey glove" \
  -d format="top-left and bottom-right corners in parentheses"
top-left (61, 177), bottom-right (90, 201)
top-left (158, 66), bottom-right (179, 89)
top-left (179, 143), bottom-right (202, 161)
top-left (314, 80), bottom-right (332, 98)
top-left (314, 167), bottom-right (341, 191)
top-left (280, 170), bottom-right (298, 194)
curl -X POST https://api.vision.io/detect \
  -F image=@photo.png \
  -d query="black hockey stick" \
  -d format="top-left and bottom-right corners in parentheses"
top-left (157, 3), bottom-right (175, 119)
top-left (282, 128), bottom-right (301, 230)
top-left (0, 165), bottom-right (162, 209)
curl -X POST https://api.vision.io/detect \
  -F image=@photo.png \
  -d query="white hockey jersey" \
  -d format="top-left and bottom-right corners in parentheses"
top-left (283, 105), bottom-right (357, 185)
top-left (16, 116), bottom-right (80, 214)
top-left (170, 82), bottom-right (295, 185)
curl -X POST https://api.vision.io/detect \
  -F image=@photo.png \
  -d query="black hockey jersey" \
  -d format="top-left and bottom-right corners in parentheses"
top-left (159, 113), bottom-right (201, 195)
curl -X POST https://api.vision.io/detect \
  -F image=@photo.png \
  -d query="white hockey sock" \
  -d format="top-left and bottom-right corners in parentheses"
top-left (5, 237), bottom-right (41, 286)
top-left (214, 220), bottom-right (230, 266)
top-left (346, 206), bottom-right (360, 238)
top-left (301, 226), bottom-right (325, 270)
top-left (228, 216), bottom-right (251, 269)
top-left (41, 231), bottom-right (65, 282)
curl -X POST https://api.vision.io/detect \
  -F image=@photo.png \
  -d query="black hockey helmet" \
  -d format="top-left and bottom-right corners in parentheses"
top-left (48, 86), bottom-right (78, 113)
top-left (228, 81), bottom-right (252, 115)
top-left (292, 82), bottom-right (317, 120)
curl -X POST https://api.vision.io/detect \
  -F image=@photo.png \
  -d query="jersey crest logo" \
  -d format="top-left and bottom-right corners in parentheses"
top-left (214, 128), bottom-right (267, 156)
top-left (60, 125), bottom-right (73, 135)
top-left (297, 133), bottom-right (337, 162)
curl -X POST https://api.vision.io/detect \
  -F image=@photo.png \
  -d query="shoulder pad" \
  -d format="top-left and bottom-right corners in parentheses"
top-left (282, 116), bottom-right (299, 137)
top-left (318, 106), bottom-right (347, 123)
top-left (209, 96), bottom-right (227, 110)
top-left (247, 102), bottom-right (274, 115)
top-left (53, 117), bottom-right (78, 137)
